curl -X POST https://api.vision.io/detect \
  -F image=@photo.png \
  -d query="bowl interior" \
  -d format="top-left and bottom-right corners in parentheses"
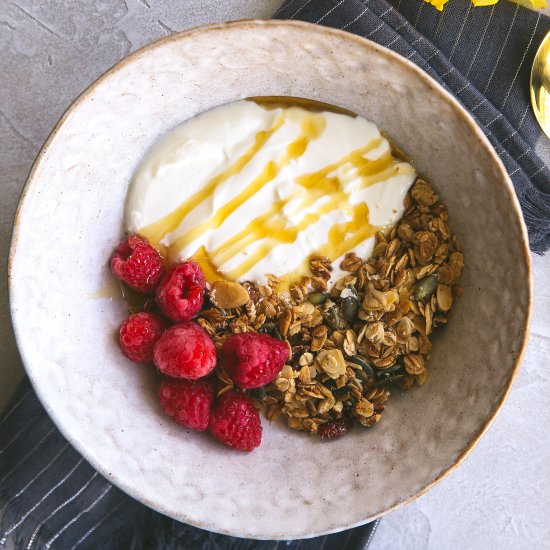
top-left (9, 20), bottom-right (531, 539)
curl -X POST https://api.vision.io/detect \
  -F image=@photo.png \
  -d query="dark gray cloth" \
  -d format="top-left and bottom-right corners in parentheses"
top-left (2, 1), bottom-right (550, 548)
top-left (276, 0), bottom-right (550, 254)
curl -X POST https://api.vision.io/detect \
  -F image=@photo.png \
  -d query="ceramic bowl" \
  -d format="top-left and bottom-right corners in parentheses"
top-left (8, 20), bottom-right (532, 539)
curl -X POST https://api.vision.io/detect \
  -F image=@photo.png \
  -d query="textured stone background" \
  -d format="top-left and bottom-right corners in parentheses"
top-left (1, 1), bottom-right (549, 548)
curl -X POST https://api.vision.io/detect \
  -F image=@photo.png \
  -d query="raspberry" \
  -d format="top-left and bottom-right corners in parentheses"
top-left (156, 262), bottom-right (205, 322)
top-left (159, 377), bottom-right (214, 431)
top-left (318, 418), bottom-right (351, 439)
top-left (221, 333), bottom-right (289, 389)
top-left (110, 235), bottom-right (165, 293)
top-left (119, 312), bottom-right (166, 363)
top-left (209, 390), bottom-right (262, 451)
top-left (153, 322), bottom-right (216, 379)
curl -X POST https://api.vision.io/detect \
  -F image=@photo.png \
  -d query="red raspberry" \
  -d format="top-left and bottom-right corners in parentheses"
top-left (209, 390), bottom-right (262, 451)
top-left (153, 322), bottom-right (216, 379)
top-left (110, 235), bottom-right (165, 293)
top-left (159, 377), bottom-right (214, 431)
top-left (119, 312), bottom-right (166, 364)
top-left (156, 262), bottom-right (205, 322)
top-left (318, 418), bottom-right (351, 439)
top-left (221, 333), bottom-right (289, 389)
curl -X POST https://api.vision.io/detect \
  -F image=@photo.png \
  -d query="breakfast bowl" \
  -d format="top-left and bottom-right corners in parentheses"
top-left (8, 20), bottom-right (531, 539)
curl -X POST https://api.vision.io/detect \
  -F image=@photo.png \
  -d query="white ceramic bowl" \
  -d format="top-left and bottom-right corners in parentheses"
top-left (9, 20), bottom-right (531, 539)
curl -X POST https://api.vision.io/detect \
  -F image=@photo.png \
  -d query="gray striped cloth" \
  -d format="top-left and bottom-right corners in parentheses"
top-left (2, 1), bottom-right (550, 549)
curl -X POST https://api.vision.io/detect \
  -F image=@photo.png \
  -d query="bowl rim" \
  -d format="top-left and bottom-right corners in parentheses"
top-left (8, 18), bottom-right (533, 538)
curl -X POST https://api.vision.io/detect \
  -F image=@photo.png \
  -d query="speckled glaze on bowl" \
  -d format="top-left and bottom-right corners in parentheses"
top-left (9, 20), bottom-right (531, 539)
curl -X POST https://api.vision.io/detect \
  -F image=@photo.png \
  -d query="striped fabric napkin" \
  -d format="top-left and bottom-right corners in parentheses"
top-left (1, 1), bottom-right (549, 549)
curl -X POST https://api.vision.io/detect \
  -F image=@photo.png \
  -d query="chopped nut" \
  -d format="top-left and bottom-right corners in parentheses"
top-left (304, 307), bottom-right (323, 328)
top-left (289, 284), bottom-right (306, 303)
top-left (354, 399), bottom-right (374, 418)
top-left (411, 178), bottom-right (439, 206)
top-left (311, 325), bottom-right (328, 352)
top-left (294, 301), bottom-right (314, 318)
top-left (245, 300), bottom-right (256, 322)
top-left (404, 354), bottom-right (426, 375)
top-left (363, 283), bottom-right (398, 312)
top-left (414, 231), bottom-right (438, 264)
top-left (299, 352), bottom-right (314, 367)
top-left (396, 317), bottom-right (415, 340)
top-left (436, 284), bottom-right (453, 311)
top-left (424, 302), bottom-right (433, 335)
top-left (210, 281), bottom-right (250, 309)
top-left (316, 349), bottom-right (347, 379)
top-left (278, 308), bottom-right (293, 338)
top-left (310, 256), bottom-right (332, 280)
top-left (340, 252), bottom-right (362, 272)
top-left (310, 276), bottom-right (328, 291)
top-left (343, 330), bottom-right (357, 356)
top-left (364, 322), bottom-right (385, 343)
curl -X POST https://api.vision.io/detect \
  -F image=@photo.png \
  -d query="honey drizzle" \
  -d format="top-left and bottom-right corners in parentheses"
top-left (213, 140), bottom-right (403, 280)
top-left (191, 245), bottom-right (226, 282)
top-left (163, 111), bottom-right (326, 264)
top-left (137, 102), bottom-right (410, 283)
top-left (139, 115), bottom-right (286, 254)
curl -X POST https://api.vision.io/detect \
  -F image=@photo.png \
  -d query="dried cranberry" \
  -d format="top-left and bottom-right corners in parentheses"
top-left (318, 418), bottom-right (351, 439)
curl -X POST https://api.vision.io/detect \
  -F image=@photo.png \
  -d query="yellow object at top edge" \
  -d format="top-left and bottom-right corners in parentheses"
top-left (471, 0), bottom-right (499, 6)
top-left (508, 0), bottom-right (547, 8)
top-left (424, 0), bottom-right (546, 10)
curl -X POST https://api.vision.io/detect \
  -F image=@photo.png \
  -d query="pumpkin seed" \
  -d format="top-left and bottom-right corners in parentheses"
top-left (375, 364), bottom-right (406, 382)
top-left (348, 355), bottom-right (374, 378)
top-left (259, 322), bottom-right (282, 340)
top-left (375, 374), bottom-right (406, 386)
top-left (332, 386), bottom-right (350, 397)
top-left (341, 285), bottom-right (360, 322)
top-left (309, 292), bottom-right (330, 305)
top-left (249, 387), bottom-right (267, 401)
top-left (411, 274), bottom-right (439, 302)
top-left (355, 369), bottom-right (371, 382)
top-left (323, 300), bottom-right (346, 330)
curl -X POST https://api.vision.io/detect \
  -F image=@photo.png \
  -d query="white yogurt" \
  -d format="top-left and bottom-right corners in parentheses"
top-left (124, 99), bottom-right (416, 284)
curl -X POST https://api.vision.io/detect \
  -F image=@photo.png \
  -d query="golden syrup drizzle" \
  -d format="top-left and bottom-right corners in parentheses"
top-left (85, 279), bottom-right (149, 309)
top-left (139, 115), bottom-right (286, 254)
top-left (136, 100), bottom-right (412, 284)
top-left (248, 96), bottom-right (357, 116)
top-left (188, 140), bottom-right (386, 264)
top-left (166, 111), bottom-right (326, 264)
top-left (213, 140), bottom-right (405, 281)
top-left (190, 245), bottom-right (227, 282)
top-left (84, 279), bottom-right (123, 301)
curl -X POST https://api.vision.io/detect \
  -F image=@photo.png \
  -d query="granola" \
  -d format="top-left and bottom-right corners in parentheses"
top-left (196, 177), bottom-right (463, 436)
